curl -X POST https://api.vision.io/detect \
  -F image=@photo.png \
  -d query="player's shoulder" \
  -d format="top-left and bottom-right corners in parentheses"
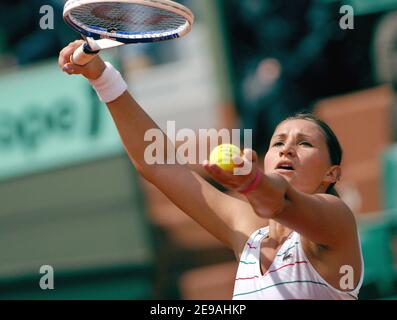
top-left (316, 193), bottom-right (353, 212)
top-left (315, 193), bottom-right (357, 226)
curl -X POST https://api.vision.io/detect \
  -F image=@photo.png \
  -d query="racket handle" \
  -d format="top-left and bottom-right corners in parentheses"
top-left (71, 43), bottom-right (100, 66)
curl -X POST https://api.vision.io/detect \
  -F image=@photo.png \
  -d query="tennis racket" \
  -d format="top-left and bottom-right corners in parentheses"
top-left (63, 0), bottom-right (194, 65)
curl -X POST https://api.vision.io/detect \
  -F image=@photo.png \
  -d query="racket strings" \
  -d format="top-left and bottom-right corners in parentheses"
top-left (70, 3), bottom-right (187, 37)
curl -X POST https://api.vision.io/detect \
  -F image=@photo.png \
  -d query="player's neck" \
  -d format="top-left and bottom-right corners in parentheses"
top-left (268, 221), bottom-right (293, 244)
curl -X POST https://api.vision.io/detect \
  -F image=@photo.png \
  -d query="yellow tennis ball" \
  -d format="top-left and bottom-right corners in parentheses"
top-left (209, 144), bottom-right (242, 172)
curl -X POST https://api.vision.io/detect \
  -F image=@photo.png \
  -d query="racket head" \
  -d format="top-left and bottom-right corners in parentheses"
top-left (63, 0), bottom-right (194, 44)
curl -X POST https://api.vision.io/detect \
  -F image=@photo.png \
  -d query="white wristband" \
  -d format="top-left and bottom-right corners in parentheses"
top-left (89, 62), bottom-right (128, 103)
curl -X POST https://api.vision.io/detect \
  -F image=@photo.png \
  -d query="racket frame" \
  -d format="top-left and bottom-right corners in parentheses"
top-left (63, 0), bottom-right (194, 44)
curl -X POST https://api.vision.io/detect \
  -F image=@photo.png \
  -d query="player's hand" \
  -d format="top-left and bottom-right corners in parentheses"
top-left (58, 40), bottom-right (106, 80)
top-left (202, 148), bottom-right (262, 193)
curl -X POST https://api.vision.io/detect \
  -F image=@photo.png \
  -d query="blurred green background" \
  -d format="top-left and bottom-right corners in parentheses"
top-left (0, 0), bottom-right (396, 300)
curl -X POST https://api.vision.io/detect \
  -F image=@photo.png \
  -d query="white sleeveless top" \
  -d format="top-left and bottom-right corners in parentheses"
top-left (233, 227), bottom-right (364, 300)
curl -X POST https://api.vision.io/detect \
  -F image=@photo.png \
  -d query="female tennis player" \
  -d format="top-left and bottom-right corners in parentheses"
top-left (59, 40), bottom-right (363, 300)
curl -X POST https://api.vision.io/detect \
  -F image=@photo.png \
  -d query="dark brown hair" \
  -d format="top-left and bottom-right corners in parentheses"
top-left (282, 112), bottom-right (343, 196)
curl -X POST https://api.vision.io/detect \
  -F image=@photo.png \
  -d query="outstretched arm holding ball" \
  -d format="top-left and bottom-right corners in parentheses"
top-left (59, 41), bottom-right (267, 256)
top-left (59, 42), bottom-right (363, 296)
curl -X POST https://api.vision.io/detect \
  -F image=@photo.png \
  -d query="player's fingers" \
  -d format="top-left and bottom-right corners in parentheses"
top-left (59, 42), bottom-right (76, 64)
top-left (232, 154), bottom-right (244, 166)
top-left (212, 164), bottom-right (257, 190)
top-left (242, 149), bottom-right (258, 163)
top-left (203, 162), bottom-right (227, 180)
top-left (230, 149), bottom-right (257, 176)
top-left (59, 41), bottom-right (80, 57)
top-left (202, 161), bottom-right (219, 179)
top-left (58, 49), bottom-right (69, 69)
top-left (203, 161), bottom-right (259, 191)
top-left (59, 40), bottom-right (85, 68)
top-left (203, 162), bottom-right (241, 189)
top-left (62, 63), bottom-right (85, 75)
top-left (210, 165), bottom-right (246, 189)
top-left (234, 158), bottom-right (256, 176)
top-left (202, 162), bottom-right (224, 182)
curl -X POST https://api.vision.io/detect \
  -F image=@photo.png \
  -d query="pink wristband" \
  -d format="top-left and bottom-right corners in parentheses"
top-left (238, 171), bottom-right (262, 194)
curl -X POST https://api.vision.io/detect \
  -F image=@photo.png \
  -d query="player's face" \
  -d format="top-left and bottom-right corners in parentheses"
top-left (264, 119), bottom-right (334, 194)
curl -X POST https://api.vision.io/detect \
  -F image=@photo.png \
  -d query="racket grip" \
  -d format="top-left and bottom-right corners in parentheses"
top-left (71, 43), bottom-right (100, 66)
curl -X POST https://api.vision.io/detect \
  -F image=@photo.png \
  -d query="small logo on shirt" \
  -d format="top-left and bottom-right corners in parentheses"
top-left (283, 253), bottom-right (293, 261)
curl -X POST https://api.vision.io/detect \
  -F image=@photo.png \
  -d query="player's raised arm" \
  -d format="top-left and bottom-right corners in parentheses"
top-left (58, 41), bottom-right (266, 252)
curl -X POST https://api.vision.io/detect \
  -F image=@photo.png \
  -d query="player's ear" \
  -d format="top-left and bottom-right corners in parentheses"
top-left (324, 165), bottom-right (341, 185)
